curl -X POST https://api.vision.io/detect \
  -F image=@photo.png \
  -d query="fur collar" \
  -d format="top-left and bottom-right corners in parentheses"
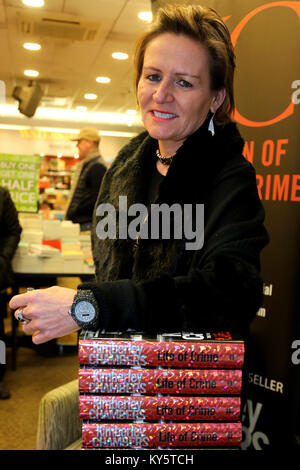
top-left (92, 121), bottom-right (244, 282)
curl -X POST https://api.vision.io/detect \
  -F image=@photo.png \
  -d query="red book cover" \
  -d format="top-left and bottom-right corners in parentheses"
top-left (79, 395), bottom-right (241, 421)
top-left (78, 368), bottom-right (242, 395)
top-left (78, 331), bottom-right (244, 369)
top-left (82, 422), bottom-right (242, 448)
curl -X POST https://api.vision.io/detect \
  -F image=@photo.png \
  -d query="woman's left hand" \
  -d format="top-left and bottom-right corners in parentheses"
top-left (9, 286), bottom-right (80, 344)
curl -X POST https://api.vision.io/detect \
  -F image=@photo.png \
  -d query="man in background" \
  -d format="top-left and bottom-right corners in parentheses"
top-left (65, 127), bottom-right (106, 231)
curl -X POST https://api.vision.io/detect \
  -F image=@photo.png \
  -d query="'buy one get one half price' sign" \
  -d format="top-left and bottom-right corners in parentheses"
top-left (0, 154), bottom-right (40, 212)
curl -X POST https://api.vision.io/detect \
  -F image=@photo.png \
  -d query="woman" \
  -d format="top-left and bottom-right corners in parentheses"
top-left (10, 5), bottom-right (269, 343)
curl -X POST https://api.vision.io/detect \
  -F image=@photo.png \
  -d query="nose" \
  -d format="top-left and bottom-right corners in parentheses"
top-left (153, 79), bottom-right (173, 103)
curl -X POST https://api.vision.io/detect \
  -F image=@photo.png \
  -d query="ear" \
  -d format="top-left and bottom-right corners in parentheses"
top-left (210, 87), bottom-right (226, 113)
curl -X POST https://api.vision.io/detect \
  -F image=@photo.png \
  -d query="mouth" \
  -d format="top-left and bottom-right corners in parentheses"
top-left (151, 110), bottom-right (178, 120)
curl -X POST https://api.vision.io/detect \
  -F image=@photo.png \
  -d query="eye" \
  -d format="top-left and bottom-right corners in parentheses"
top-left (146, 73), bottom-right (161, 82)
top-left (177, 79), bottom-right (192, 88)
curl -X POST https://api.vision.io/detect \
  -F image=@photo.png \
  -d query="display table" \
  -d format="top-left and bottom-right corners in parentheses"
top-left (10, 270), bottom-right (94, 370)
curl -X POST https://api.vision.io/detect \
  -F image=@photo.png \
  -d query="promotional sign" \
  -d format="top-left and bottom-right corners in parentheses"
top-left (0, 153), bottom-right (40, 212)
top-left (228, 0), bottom-right (300, 450)
top-left (152, 0), bottom-right (300, 449)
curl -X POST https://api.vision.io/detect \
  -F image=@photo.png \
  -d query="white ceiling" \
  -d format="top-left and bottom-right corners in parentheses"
top-left (0, 0), bottom-right (154, 132)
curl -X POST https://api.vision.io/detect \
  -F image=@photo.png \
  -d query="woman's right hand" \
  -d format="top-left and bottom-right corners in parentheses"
top-left (9, 286), bottom-right (81, 344)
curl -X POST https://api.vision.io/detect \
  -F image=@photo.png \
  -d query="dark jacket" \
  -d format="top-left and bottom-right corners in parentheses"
top-left (82, 121), bottom-right (269, 335)
top-left (66, 153), bottom-right (106, 225)
top-left (0, 187), bottom-right (22, 290)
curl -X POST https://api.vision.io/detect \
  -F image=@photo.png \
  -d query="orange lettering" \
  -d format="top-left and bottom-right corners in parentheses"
top-left (275, 139), bottom-right (289, 165)
top-left (256, 175), bottom-right (263, 199)
top-left (291, 175), bottom-right (300, 201)
top-left (261, 140), bottom-right (275, 166)
top-left (243, 141), bottom-right (254, 163)
top-left (272, 175), bottom-right (290, 200)
top-left (265, 174), bottom-right (272, 200)
top-left (230, 2), bottom-right (300, 127)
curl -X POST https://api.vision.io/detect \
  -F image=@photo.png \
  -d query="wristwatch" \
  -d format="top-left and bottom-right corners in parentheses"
top-left (69, 289), bottom-right (100, 330)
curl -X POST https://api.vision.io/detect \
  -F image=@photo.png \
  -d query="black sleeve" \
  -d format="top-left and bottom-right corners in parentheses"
top-left (79, 254), bottom-right (265, 336)
top-left (79, 162), bottom-right (269, 335)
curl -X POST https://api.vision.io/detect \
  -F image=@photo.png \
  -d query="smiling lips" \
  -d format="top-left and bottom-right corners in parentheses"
top-left (151, 110), bottom-right (178, 120)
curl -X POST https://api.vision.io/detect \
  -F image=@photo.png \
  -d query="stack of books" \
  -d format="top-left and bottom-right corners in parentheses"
top-left (78, 331), bottom-right (244, 450)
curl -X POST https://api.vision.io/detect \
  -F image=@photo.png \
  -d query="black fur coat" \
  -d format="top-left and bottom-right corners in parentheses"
top-left (81, 121), bottom-right (269, 335)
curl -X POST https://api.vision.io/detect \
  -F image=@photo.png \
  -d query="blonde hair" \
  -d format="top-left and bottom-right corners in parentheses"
top-left (134, 4), bottom-right (235, 125)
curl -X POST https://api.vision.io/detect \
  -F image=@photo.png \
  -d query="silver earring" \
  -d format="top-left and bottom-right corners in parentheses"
top-left (208, 113), bottom-right (215, 136)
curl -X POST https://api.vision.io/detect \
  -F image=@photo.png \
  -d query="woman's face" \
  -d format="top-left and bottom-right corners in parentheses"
top-left (137, 33), bottom-right (225, 156)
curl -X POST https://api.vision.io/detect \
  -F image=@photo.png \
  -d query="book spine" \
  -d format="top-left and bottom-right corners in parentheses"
top-left (78, 368), bottom-right (242, 395)
top-left (79, 395), bottom-right (241, 421)
top-left (78, 340), bottom-right (244, 368)
top-left (82, 422), bottom-right (242, 448)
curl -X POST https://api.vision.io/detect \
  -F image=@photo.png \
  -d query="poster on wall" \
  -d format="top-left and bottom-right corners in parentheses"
top-left (152, 0), bottom-right (300, 450)
top-left (0, 153), bottom-right (40, 212)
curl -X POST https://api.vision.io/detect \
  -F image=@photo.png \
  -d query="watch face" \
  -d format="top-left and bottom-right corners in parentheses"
top-left (74, 300), bottom-right (96, 323)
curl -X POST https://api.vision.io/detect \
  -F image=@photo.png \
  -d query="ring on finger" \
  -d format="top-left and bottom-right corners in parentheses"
top-left (16, 309), bottom-right (30, 324)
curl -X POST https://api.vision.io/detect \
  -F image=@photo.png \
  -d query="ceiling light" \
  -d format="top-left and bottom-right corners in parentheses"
top-left (84, 93), bottom-right (97, 100)
top-left (138, 12), bottom-right (153, 22)
top-left (112, 52), bottom-right (128, 60)
top-left (23, 42), bottom-right (41, 51)
top-left (41, 97), bottom-right (68, 107)
top-left (125, 109), bottom-right (137, 115)
top-left (0, 104), bottom-right (144, 129)
top-left (76, 106), bottom-right (87, 111)
top-left (96, 76), bottom-right (111, 84)
top-left (24, 69), bottom-right (39, 77)
top-left (22, 0), bottom-right (44, 6)
top-left (0, 122), bottom-right (139, 138)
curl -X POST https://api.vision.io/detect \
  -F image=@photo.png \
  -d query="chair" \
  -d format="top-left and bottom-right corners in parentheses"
top-left (36, 379), bottom-right (82, 450)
